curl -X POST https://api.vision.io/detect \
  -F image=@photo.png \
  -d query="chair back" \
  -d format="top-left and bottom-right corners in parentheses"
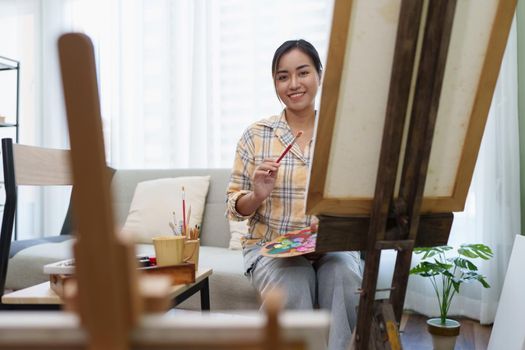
top-left (0, 138), bottom-right (73, 297)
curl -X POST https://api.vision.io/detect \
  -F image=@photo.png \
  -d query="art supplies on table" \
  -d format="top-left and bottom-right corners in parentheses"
top-left (260, 228), bottom-right (317, 258)
top-left (153, 236), bottom-right (186, 266)
top-left (44, 256), bottom-right (196, 297)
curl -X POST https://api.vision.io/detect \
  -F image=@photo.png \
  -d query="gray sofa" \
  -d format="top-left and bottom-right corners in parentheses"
top-left (5, 168), bottom-right (260, 310)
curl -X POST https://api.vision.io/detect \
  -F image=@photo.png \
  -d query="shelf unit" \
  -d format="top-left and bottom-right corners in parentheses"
top-left (0, 56), bottom-right (20, 239)
top-left (0, 56), bottom-right (19, 143)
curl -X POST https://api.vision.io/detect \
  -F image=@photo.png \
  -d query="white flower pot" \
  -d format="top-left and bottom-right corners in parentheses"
top-left (426, 318), bottom-right (460, 350)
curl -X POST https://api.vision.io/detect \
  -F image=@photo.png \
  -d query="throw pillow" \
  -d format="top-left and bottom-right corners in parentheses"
top-left (229, 219), bottom-right (249, 250)
top-left (122, 176), bottom-right (210, 244)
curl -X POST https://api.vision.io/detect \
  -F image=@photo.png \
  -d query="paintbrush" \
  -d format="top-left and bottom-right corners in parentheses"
top-left (268, 130), bottom-right (303, 175)
top-left (277, 130), bottom-right (303, 163)
top-left (169, 221), bottom-right (178, 235)
top-left (186, 205), bottom-right (192, 238)
top-left (182, 186), bottom-right (187, 238)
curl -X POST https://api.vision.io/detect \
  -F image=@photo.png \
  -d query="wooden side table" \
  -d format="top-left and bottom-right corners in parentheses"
top-left (1, 268), bottom-right (213, 311)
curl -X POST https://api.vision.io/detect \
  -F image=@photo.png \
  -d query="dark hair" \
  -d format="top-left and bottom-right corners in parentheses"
top-left (271, 39), bottom-right (323, 78)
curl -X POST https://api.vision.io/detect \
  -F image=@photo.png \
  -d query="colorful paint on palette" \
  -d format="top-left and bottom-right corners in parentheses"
top-left (261, 228), bottom-right (317, 258)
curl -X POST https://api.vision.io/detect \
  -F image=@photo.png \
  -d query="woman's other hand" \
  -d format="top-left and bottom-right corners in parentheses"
top-left (310, 217), bottom-right (319, 233)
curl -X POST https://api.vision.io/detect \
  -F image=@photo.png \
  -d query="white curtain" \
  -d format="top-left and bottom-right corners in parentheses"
top-left (403, 19), bottom-right (521, 324)
top-left (62, 0), bottom-right (334, 169)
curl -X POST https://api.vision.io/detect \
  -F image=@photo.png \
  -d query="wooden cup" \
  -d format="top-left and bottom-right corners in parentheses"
top-left (152, 236), bottom-right (185, 266)
top-left (183, 239), bottom-right (200, 267)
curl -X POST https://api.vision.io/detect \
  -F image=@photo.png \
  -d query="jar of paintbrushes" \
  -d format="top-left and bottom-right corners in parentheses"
top-left (168, 186), bottom-right (201, 267)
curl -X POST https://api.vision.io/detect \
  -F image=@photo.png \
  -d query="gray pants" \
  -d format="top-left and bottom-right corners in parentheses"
top-left (244, 246), bottom-right (363, 350)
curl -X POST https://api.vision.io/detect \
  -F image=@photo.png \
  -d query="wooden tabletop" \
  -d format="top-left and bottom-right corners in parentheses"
top-left (2, 267), bottom-right (213, 305)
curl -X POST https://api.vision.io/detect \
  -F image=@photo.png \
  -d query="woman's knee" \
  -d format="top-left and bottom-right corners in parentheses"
top-left (255, 257), bottom-right (316, 309)
top-left (316, 252), bottom-right (362, 287)
top-left (254, 257), bottom-right (315, 288)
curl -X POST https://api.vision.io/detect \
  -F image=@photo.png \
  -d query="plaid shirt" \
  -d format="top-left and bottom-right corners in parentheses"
top-left (227, 112), bottom-right (315, 247)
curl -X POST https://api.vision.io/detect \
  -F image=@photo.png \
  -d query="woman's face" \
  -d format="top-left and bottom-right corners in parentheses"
top-left (274, 48), bottom-right (320, 114)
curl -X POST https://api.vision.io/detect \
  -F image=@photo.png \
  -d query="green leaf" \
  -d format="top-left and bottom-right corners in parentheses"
top-left (451, 280), bottom-right (461, 293)
top-left (434, 259), bottom-right (453, 271)
top-left (423, 250), bottom-right (438, 259)
top-left (414, 246), bottom-right (452, 260)
top-left (410, 262), bottom-right (439, 276)
top-left (459, 244), bottom-right (494, 260)
top-left (476, 275), bottom-right (491, 288)
top-left (458, 247), bottom-right (478, 258)
top-left (414, 247), bottom-right (437, 259)
top-left (441, 270), bottom-right (455, 279)
top-left (454, 257), bottom-right (478, 271)
top-left (410, 264), bottom-right (428, 274)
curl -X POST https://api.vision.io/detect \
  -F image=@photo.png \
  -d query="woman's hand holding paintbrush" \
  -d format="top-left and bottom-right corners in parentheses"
top-left (253, 130), bottom-right (303, 195)
top-left (236, 131), bottom-right (303, 216)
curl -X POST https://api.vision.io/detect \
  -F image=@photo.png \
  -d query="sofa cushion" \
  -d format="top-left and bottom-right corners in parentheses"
top-left (111, 169), bottom-right (231, 248)
top-left (122, 176), bottom-right (210, 243)
top-left (6, 239), bottom-right (74, 290)
top-left (228, 220), bottom-right (248, 250)
top-left (9, 235), bottom-right (72, 259)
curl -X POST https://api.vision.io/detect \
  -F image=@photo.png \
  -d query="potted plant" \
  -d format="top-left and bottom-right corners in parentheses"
top-left (409, 244), bottom-right (493, 350)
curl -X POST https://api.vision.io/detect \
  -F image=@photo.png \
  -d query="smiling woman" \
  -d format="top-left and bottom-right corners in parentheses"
top-left (226, 39), bottom-right (363, 350)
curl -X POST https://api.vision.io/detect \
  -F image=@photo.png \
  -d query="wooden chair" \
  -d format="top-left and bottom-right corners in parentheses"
top-left (0, 138), bottom-right (74, 307)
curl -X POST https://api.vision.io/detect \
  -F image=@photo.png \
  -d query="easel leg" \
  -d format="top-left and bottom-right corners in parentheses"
top-left (354, 250), bottom-right (381, 349)
top-left (350, 300), bottom-right (403, 350)
top-left (375, 301), bottom-right (402, 350)
top-left (389, 249), bottom-right (413, 322)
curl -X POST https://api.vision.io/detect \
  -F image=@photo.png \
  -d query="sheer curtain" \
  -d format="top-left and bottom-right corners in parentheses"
top-left (63, 0), bottom-right (335, 169)
top-left (403, 19), bottom-right (521, 324)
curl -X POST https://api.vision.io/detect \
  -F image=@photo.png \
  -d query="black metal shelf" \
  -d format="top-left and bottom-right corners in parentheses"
top-left (0, 57), bottom-right (18, 71)
top-left (0, 56), bottom-right (19, 144)
top-left (0, 55), bottom-right (19, 239)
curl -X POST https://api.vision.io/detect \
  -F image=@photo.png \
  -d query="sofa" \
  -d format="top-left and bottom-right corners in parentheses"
top-left (5, 167), bottom-right (398, 309)
top-left (5, 168), bottom-right (261, 310)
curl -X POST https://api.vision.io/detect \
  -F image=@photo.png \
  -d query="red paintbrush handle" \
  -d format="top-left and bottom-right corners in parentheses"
top-left (276, 143), bottom-right (294, 163)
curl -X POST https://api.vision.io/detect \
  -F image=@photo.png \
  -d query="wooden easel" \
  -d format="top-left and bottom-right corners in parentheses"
top-left (353, 1), bottom-right (457, 347)
top-left (313, 0), bottom-right (517, 348)
top-left (319, 1), bottom-right (456, 348)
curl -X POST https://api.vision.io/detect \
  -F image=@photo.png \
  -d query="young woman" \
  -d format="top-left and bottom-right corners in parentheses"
top-left (226, 39), bottom-right (362, 350)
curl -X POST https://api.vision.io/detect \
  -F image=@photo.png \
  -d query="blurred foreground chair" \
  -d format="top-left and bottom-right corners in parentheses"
top-left (0, 138), bottom-right (75, 309)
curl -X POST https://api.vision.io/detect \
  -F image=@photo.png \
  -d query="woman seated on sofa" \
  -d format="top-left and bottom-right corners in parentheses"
top-left (226, 39), bottom-right (363, 350)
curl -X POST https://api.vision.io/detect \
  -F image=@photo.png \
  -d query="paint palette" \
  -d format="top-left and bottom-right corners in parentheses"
top-left (261, 228), bottom-right (317, 258)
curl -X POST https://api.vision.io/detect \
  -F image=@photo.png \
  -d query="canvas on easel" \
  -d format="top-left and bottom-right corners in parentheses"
top-left (306, 0), bottom-right (516, 216)
top-left (305, 0), bottom-right (517, 349)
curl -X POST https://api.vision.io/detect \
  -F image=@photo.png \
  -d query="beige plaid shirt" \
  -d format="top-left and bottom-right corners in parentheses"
top-left (226, 113), bottom-right (315, 247)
